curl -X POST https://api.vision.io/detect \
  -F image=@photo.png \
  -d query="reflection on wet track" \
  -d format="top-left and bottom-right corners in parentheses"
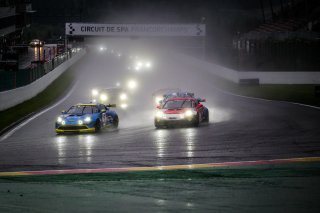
top-left (155, 129), bottom-right (168, 159)
top-left (0, 44), bottom-right (320, 172)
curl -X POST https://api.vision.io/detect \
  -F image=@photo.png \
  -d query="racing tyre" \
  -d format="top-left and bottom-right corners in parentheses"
top-left (95, 120), bottom-right (101, 132)
top-left (154, 120), bottom-right (162, 129)
top-left (113, 115), bottom-right (119, 128)
top-left (193, 113), bottom-right (200, 127)
top-left (204, 110), bottom-right (209, 123)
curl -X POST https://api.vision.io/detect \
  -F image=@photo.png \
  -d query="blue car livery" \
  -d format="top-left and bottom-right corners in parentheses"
top-left (55, 103), bottom-right (119, 133)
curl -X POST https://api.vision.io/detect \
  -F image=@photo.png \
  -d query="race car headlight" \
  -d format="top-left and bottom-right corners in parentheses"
top-left (127, 80), bottom-right (137, 90)
top-left (137, 61), bottom-right (143, 67)
top-left (185, 110), bottom-right (193, 117)
top-left (119, 93), bottom-right (127, 101)
top-left (61, 120), bottom-right (66, 125)
top-left (145, 61), bottom-right (152, 68)
top-left (78, 120), bottom-right (83, 125)
top-left (155, 96), bottom-right (162, 104)
top-left (57, 117), bottom-right (63, 123)
top-left (92, 89), bottom-right (99, 97)
top-left (100, 94), bottom-right (108, 101)
top-left (84, 117), bottom-right (91, 123)
top-left (156, 111), bottom-right (164, 118)
top-left (120, 103), bottom-right (128, 109)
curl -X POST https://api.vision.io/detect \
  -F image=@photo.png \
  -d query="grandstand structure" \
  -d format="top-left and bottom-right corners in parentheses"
top-left (232, 0), bottom-right (320, 71)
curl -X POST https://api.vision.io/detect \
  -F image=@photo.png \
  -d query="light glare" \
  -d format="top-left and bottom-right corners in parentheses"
top-left (100, 94), bottom-right (108, 101)
top-left (127, 80), bottom-right (137, 90)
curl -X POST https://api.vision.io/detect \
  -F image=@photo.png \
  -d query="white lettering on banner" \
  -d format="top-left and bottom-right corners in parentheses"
top-left (66, 23), bottom-right (205, 37)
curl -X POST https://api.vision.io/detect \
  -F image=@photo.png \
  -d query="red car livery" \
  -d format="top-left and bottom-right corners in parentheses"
top-left (154, 95), bottom-right (209, 128)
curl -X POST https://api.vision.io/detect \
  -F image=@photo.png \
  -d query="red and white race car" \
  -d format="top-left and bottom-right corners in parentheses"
top-left (154, 92), bottom-right (209, 128)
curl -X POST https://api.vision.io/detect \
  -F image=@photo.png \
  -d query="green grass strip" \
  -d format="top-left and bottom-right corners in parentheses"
top-left (0, 65), bottom-right (77, 132)
top-left (211, 75), bottom-right (320, 107)
top-left (1, 162), bottom-right (320, 183)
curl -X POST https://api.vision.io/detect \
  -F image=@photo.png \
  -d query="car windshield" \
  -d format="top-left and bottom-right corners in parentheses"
top-left (163, 100), bottom-right (192, 109)
top-left (67, 105), bottom-right (94, 115)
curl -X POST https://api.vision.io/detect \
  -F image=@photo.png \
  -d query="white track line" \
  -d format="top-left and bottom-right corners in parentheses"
top-left (214, 86), bottom-right (320, 110)
top-left (0, 82), bottom-right (78, 142)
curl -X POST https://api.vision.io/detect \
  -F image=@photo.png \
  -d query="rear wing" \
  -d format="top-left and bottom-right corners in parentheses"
top-left (152, 88), bottom-right (182, 105)
top-left (152, 88), bottom-right (181, 97)
top-left (152, 89), bottom-right (197, 106)
top-left (163, 92), bottom-right (195, 99)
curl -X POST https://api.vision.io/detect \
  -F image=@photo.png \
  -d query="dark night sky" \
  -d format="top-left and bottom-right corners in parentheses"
top-left (29, 0), bottom-right (314, 49)
top-left (31, 0), bottom-right (273, 24)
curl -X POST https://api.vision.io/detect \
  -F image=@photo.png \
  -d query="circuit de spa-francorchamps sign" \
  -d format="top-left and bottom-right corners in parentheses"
top-left (66, 23), bottom-right (206, 37)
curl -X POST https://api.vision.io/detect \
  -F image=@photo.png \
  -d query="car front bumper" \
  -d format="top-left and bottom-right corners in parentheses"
top-left (55, 125), bottom-right (95, 133)
top-left (155, 114), bottom-right (195, 126)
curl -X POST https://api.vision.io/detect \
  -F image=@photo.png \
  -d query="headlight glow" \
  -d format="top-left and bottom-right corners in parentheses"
top-left (156, 111), bottom-right (164, 118)
top-left (137, 61), bottom-right (143, 67)
top-left (57, 117), bottom-right (63, 123)
top-left (78, 120), bottom-right (83, 125)
top-left (61, 120), bottom-right (66, 125)
top-left (155, 96), bottom-right (162, 104)
top-left (120, 93), bottom-right (127, 100)
top-left (145, 61), bottom-right (152, 68)
top-left (120, 103), bottom-right (128, 109)
top-left (185, 110), bottom-right (193, 117)
top-left (84, 117), bottom-right (91, 123)
top-left (92, 89), bottom-right (99, 96)
top-left (134, 66), bottom-right (141, 71)
top-left (100, 94), bottom-right (108, 101)
top-left (127, 80), bottom-right (137, 90)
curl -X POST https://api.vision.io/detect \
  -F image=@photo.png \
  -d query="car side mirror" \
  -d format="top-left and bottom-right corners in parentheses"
top-left (198, 98), bottom-right (206, 102)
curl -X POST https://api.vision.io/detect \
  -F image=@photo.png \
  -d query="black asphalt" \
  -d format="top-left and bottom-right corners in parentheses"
top-left (1, 47), bottom-right (320, 172)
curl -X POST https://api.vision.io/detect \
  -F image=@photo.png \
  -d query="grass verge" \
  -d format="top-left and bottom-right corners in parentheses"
top-left (1, 162), bottom-right (319, 182)
top-left (1, 164), bottom-right (320, 213)
top-left (0, 67), bottom-right (76, 133)
top-left (211, 75), bottom-right (320, 107)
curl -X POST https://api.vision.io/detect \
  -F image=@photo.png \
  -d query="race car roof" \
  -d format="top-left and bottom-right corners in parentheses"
top-left (166, 97), bottom-right (196, 101)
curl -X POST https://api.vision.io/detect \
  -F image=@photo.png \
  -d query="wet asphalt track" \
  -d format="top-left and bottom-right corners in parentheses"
top-left (0, 47), bottom-right (320, 172)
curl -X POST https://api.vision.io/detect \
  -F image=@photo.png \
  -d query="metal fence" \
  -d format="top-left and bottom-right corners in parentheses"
top-left (227, 38), bottom-right (320, 71)
top-left (0, 48), bottom-right (81, 92)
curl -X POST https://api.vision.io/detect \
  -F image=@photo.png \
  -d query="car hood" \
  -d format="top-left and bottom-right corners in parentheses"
top-left (61, 114), bottom-right (90, 121)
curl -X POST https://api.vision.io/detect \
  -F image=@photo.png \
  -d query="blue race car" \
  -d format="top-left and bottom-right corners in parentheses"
top-left (55, 103), bottom-right (119, 133)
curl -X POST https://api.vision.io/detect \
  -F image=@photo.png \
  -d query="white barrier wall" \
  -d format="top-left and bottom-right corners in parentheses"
top-left (175, 53), bottom-right (320, 84)
top-left (239, 71), bottom-right (320, 84)
top-left (0, 50), bottom-right (86, 111)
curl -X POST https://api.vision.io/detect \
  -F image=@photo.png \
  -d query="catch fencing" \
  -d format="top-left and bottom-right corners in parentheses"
top-left (0, 48), bottom-right (81, 92)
